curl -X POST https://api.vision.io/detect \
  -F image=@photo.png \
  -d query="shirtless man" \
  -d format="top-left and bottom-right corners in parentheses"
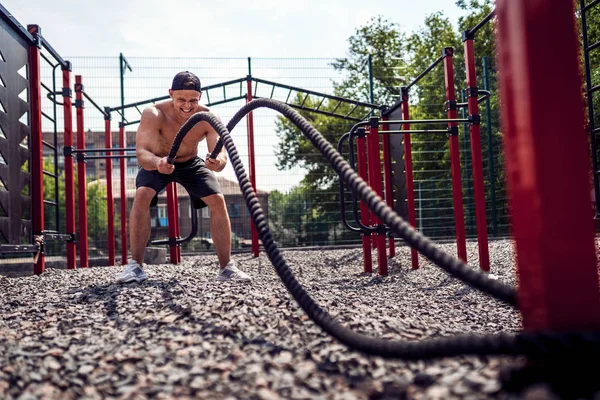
top-left (117, 71), bottom-right (251, 283)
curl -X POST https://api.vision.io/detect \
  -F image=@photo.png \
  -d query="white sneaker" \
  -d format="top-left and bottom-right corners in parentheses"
top-left (217, 261), bottom-right (251, 282)
top-left (117, 260), bottom-right (148, 283)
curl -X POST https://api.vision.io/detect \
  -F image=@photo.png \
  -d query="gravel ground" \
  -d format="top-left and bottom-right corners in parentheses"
top-left (0, 239), bottom-right (589, 399)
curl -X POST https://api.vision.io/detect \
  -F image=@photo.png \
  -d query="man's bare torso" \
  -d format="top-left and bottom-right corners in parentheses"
top-left (146, 101), bottom-right (212, 162)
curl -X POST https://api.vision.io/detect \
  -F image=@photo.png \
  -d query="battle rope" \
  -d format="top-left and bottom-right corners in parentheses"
top-left (166, 99), bottom-right (600, 359)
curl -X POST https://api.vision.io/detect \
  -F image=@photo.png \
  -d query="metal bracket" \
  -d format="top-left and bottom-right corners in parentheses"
top-left (63, 146), bottom-right (73, 157)
top-left (467, 86), bottom-right (479, 97)
top-left (447, 126), bottom-right (459, 136)
top-left (74, 99), bottom-right (84, 108)
top-left (62, 87), bottom-right (72, 98)
top-left (469, 114), bottom-right (481, 125)
top-left (356, 127), bottom-right (367, 138)
top-left (446, 100), bottom-right (457, 111)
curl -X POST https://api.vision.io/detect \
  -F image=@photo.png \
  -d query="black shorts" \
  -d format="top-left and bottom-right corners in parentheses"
top-left (136, 156), bottom-right (221, 209)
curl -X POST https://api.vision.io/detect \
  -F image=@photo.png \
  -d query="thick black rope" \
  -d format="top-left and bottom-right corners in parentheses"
top-left (166, 100), bottom-right (600, 359)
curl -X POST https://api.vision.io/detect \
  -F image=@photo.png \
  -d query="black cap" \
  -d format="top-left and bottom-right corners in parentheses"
top-left (171, 71), bottom-right (201, 92)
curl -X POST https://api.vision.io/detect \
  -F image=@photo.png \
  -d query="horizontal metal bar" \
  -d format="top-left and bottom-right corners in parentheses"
top-left (42, 170), bottom-right (58, 178)
top-left (584, 0), bottom-right (600, 12)
top-left (252, 77), bottom-right (381, 110)
top-left (109, 77), bottom-right (247, 112)
top-left (467, 9), bottom-right (495, 37)
top-left (84, 154), bottom-right (137, 160)
top-left (39, 35), bottom-right (68, 69)
top-left (589, 84), bottom-right (600, 94)
top-left (379, 129), bottom-right (449, 135)
top-left (382, 118), bottom-right (470, 125)
top-left (0, 244), bottom-right (39, 254)
top-left (586, 40), bottom-right (600, 53)
top-left (72, 147), bottom-right (135, 153)
top-left (41, 111), bottom-right (55, 123)
top-left (0, 4), bottom-right (34, 43)
top-left (43, 200), bottom-right (58, 206)
top-left (42, 140), bottom-right (57, 150)
top-left (406, 54), bottom-right (445, 90)
top-left (82, 91), bottom-right (109, 118)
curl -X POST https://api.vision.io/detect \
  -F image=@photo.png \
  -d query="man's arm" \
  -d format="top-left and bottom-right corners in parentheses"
top-left (205, 112), bottom-right (227, 172)
top-left (136, 107), bottom-right (174, 174)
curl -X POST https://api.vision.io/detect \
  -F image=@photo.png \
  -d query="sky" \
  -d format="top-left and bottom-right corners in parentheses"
top-left (2, 0), bottom-right (468, 58)
top-left (2, 0), bottom-right (471, 192)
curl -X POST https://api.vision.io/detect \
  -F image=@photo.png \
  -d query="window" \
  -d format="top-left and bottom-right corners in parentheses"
top-left (229, 203), bottom-right (240, 217)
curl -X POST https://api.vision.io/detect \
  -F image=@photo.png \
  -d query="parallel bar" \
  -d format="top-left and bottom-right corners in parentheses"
top-left (72, 147), bottom-right (134, 153)
top-left (84, 154), bottom-right (136, 160)
top-left (496, 0), bottom-right (600, 331)
top-left (381, 118), bottom-right (470, 125)
top-left (379, 129), bottom-right (448, 134)
top-left (75, 76), bottom-right (89, 268)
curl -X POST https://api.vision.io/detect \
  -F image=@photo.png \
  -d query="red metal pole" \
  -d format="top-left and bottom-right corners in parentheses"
top-left (246, 76), bottom-right (259, 257)
top-left (401, 89), bottom-right (419, 269)
top-left (173, 185), bottom-right (181, 264)
top-left (463, 38), bottom-right (490, 272)
top-left (104, 113), bottom-right (115, 266)
top-left (166, 183), bottom-right (179, 264)
top-left (75, 76), bottom-right (88, 268)
top-left (357, 132), bottom-right (372, 273)
top-left (28, 26), bottom-right (45, 275)
top-left (61, 63), bottom-right (76, 270)
top-left (496, 0), bottom-right (600, 331)
top-left (119, 123), bottom-right (127, 265)
top-left (381, 117), bottom-right (395, 258)
top-left (442, 48), bottom-right (467, 262)
top-left (367, 121), bottom-right (388, 276)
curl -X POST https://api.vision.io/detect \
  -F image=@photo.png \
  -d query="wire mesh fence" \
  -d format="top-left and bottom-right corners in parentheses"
top-left (32, 54), bottom-right (509, 263)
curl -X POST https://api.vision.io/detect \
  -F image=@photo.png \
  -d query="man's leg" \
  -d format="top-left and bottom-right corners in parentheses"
top-left (201, 193), bottom-right (231, 269)
top-left (129, 187), bottom-right (156, 263)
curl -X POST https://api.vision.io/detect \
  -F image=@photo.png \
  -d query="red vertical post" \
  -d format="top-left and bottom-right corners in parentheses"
top-left (27, 25), bottom-right (45, 274)
top-left (104, 112), bottom-right (115, 266)
top-left (496, 0), bottom-right (600, 331)
top-left (61, 63), bottom-right (76, 270)
top-left (381, 117), bottom-right (395, 257)
top-left (75, 76), bottom-right (88, 268)
top-left (367, 120), bottom-right (388, 276)
top-left (166, 183), bottom-right (179, 264)
top-left (356, 131), bottom-right (372, 273)
top-left (119, 123), bottom-right (127, 265)
top-left (246, 76), bottom-right (259, 257)
top-left (400, 89), bottom-right (419, 269)
top-left (463, 37), bottom-right (490, 272)
top-left (442, 48), bottom-right (467, 262)
top-left (173, 186), bottom-right (181, 263)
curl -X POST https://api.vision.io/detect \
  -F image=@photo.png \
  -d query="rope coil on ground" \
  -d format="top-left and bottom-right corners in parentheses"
top-left (166, 98), bottom-right (600, 359)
